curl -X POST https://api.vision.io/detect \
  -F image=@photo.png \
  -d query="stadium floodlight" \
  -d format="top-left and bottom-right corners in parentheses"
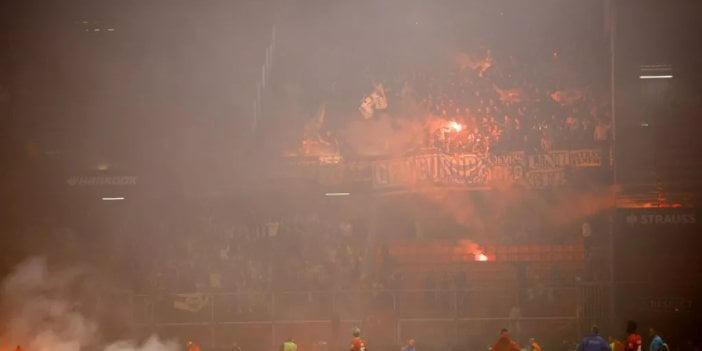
top-left (101, 197), bottom-right (125, 201)
top-left (325, 192), bottom-right (350, 196)
top-left (639, 75), bottom-right (673, 79)
top-left (639, 64), bottom-right (673, 80)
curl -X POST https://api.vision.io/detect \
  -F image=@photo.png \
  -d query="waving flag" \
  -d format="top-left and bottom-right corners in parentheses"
top-left (493, 84), bottom-right (525, 105)
top-left (359, 83), bottom-right (388, 119)
top-left (550, 89), bottom-right (586, 106)
top-left (455, 52), bottom-right (493, 77)
top-left (359, 96), bottom-right (374, 119)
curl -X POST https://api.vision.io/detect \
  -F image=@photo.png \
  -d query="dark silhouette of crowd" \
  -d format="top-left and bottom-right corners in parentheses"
top-left (137, 209), bottom-right (368, 297)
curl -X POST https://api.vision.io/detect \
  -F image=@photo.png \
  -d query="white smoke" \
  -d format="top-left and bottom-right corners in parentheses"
top-left (342, 114), bottom-right (425, 156)
top-left (1, 257), bottom-right (181, 351)
top-left (104, 336), bottom-right (181, 351)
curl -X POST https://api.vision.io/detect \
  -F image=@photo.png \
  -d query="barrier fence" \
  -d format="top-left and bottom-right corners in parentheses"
top-left (123, 286), bottom-right (599, 351)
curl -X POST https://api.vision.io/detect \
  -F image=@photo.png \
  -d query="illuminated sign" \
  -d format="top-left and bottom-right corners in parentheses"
top-left (625, 213), bottom-right (696, 225)
top-left (66, 176), bottom-right (138, 187)
top-left (648, 298), bottom-right (692, 312)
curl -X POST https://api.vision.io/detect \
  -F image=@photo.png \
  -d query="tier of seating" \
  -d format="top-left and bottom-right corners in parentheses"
top-left (385, 242), bottom-right (585, 264)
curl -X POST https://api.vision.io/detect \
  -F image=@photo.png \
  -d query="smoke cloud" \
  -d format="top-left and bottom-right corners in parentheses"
top-left (0, 257), bottom-right (180, 351)
top-left (342, 114), bottom-right (427, 157)
top-left (418, 184), bottom-right (616, 245)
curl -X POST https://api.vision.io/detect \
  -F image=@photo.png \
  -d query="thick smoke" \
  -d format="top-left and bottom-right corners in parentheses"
top-left (342, 114), bottom-right (427, 157)
top-left (0, 257), bottom-right (180, 351)
top-left (419, 185), bottom-right (617, 244)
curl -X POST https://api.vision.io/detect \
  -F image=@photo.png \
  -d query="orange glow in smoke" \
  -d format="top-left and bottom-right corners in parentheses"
top-left (475, 253), bottom-right (489, 262)
top-left (449, 121), bottom-right (462, 132)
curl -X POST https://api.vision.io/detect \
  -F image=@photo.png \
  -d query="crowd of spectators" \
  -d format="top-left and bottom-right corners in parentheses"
top-left (139, 209), bottom-right (368, 298)
top-left (3, 188), bottom-right (595, 326)
top-left (392, 46), bottom-right (611, 155)
top-left (293, 40), bottom-right (611, 159)
top-left (128, 204), bottom-right (587, 320)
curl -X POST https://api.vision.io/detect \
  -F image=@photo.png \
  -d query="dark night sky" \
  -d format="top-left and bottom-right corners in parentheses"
top-left (1, 0), bottom-right (277, 173)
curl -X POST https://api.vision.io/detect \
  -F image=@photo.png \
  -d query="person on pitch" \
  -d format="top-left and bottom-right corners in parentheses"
top-left (625, 321), bottom-right (642, 351)
top-left (402, 339), bottom-right (417, 351)
top-left (491, 328), bottom-right (520, 351)
top-left (282, 337), bottom-right (298, 351)
top-left (576, 325), bottom-right (611, 351)
top-left (187, 340), bottom-right (201, 351)
top-left (350, 327), bottom-right (368, 351)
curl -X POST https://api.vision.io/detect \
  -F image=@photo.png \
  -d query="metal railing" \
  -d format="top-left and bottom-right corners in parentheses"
top-left (124, 286), bottom-right (597, 350)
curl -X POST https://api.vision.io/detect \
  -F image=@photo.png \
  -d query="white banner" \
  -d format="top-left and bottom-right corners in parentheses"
top-left (278, 148), bottom-right (603, 190)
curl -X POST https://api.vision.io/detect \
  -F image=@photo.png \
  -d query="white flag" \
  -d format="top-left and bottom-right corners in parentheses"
top-left (359, 96), bottom-right (375, 119)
